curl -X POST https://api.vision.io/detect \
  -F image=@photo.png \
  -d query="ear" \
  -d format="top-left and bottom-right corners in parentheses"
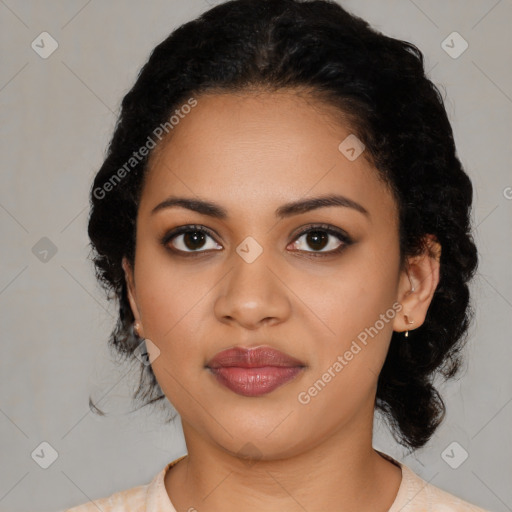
top-left (122, 256), bottom-right (145, 338)
top-left (393, 234), bottom-right (442, 334)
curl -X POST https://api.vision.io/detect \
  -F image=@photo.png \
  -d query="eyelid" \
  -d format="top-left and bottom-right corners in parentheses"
top-left (161, 224), bottom-right (221, 255)
top-left (161, 223), bottom-right (353, 256)
top-left (289, 223), bottom-right (353, 256)
top-left (291, 223), bottom-right (352, 243)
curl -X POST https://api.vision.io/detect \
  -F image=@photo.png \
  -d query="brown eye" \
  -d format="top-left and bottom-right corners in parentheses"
top-left (162, 225), bottom-right (222, 254)
top-left (303, 230), bottom-right (330, 251)
top-left (289, 224), bottom-right (352, 256)
top-left (180, 231), bottom-right (208, 251)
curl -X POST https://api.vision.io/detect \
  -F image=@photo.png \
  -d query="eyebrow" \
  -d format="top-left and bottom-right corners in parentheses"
top-left (150, 194), bottom-right (370, 219)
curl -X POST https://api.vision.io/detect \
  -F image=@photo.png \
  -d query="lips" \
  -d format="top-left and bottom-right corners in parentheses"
top-left (206, 346), bottom-right (306, 397)
top-left (207, 346), bottom-right (305, 368)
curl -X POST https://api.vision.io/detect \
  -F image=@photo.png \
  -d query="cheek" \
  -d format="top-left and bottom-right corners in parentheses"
top-left (294, 282), bottom-right (398, 426)
top-left (133, 248), bottom-right (221, 370)
top-left (306, 252), bottom-right (399, 339)
top-left (133, 250), bottom-right (190, 342)
top-left (298, 243), bottom-right (401, 384)
top-left (134, 237), bottom-right (197, 318)
top-left (134, 259), bottom-right (209, 407)
top-left (304, 280), bottom-right (397, 383)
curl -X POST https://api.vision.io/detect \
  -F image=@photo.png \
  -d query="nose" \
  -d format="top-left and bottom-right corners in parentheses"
top-left (214, 249), bottom-right (291, 330)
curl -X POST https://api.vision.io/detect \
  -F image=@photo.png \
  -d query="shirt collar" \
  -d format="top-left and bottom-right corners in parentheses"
top-left (145, 451), bottom-right (421, 512)
top-left (145, 454), bottom-right (187, 511)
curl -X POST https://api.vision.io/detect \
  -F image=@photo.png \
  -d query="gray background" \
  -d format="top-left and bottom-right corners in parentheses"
top-left (1, 1), bottom-right (511, 511)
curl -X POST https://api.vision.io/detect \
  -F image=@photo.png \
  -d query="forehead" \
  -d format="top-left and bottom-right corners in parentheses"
top-left (139, 90), bottom-right (396, 225)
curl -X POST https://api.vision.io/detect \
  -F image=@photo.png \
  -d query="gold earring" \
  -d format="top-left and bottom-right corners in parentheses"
top-left (133, 322), bottom-right (141, 337)
top-left (404, 315), bottom-right (414, 337)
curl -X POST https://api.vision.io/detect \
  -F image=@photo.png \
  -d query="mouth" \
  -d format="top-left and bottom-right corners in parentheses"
top-left (206, 345), bottom-right (306, 397)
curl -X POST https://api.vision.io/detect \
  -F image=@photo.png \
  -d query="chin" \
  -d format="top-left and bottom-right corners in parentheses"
top-left (207, 417), bottom-right (313, 460)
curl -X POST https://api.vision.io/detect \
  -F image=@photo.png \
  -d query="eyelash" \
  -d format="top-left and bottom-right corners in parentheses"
top-left (160, 223), bottom-right (353, 258)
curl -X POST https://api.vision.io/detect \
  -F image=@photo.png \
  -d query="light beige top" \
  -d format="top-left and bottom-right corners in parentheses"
top-left (64, 451), bottom-right (492, 511)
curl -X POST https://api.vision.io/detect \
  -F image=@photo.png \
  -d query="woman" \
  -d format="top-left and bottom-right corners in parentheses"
top-left (66, 0), bottom-right (491, 510)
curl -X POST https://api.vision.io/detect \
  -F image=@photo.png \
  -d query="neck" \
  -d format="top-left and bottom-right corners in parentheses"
top-left (164, 407), bottom-right (402, 511)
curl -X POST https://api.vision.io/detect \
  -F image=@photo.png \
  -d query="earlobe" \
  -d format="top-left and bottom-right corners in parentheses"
top-left (393, 235), bottom-right (441, 336)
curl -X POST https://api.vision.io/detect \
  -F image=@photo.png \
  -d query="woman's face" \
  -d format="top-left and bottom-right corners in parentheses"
top-left (123, 90), bottom-right (426, 460)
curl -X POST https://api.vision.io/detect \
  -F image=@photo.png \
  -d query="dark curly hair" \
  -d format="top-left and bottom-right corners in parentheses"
top-left (87, 0), bottom-right (478, 451)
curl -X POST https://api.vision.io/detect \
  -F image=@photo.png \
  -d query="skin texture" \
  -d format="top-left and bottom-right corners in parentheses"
top-left (122, 90), bottom-right (441, 512)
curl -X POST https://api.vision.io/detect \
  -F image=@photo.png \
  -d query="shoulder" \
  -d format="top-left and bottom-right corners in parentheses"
top-left (64, 482), bottom-right (147, 512)
top-left (425, 481), bottom-right (491, 512)
top-left (62, 455), bottom-right (186, 512)
top-left (377, 450), bottom-right (492, 512)
top-left (399, 464), bottom-right (493, 512)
